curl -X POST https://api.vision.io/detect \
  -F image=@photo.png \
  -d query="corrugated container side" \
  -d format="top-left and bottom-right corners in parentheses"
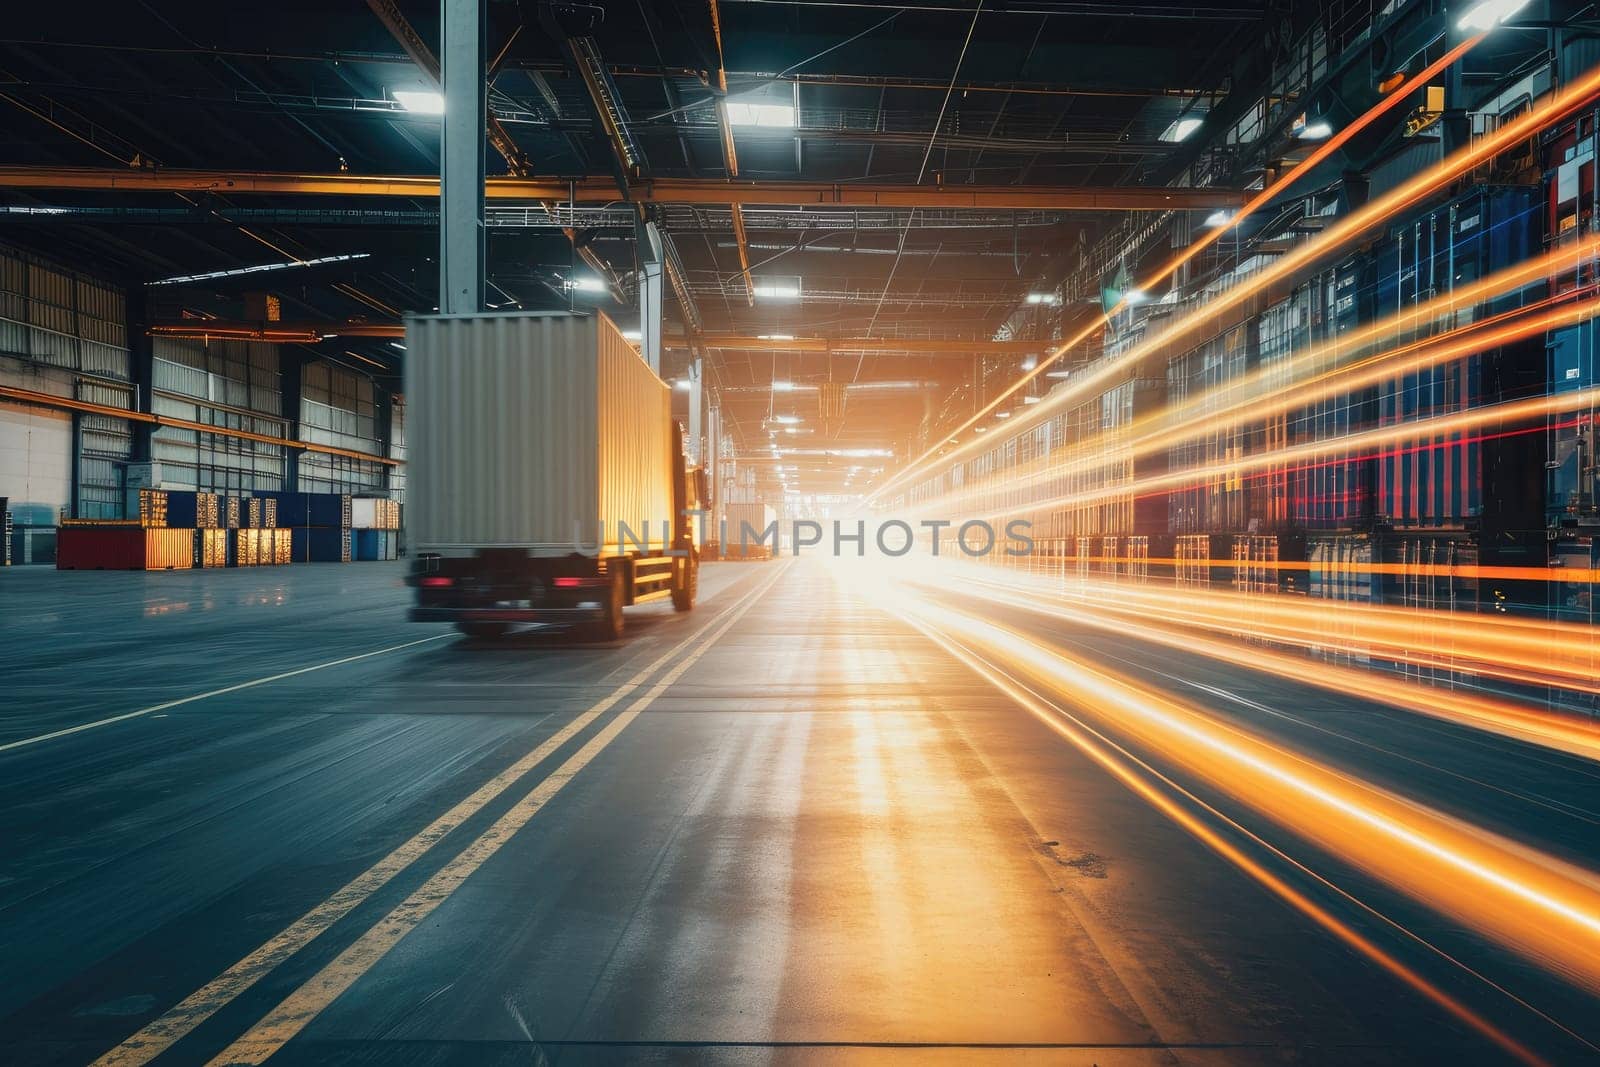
top-left (408, 312), bottom-right (671, 554)
top-left (596, 316), bottom-right (673, 546)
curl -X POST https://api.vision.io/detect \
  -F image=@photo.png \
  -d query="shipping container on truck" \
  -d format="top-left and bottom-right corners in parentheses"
top-left (405, 311), bottom-right (703, 639)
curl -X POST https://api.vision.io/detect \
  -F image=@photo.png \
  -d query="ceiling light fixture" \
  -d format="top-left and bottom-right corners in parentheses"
top-left (1457, 0), bottom-right (1530, 31)
top-left (752, 283), bottom-right (801, 301)
top-left (1160, 116), bottom-right (1205, 143)
top-left (725, 101), bottom-right (796, 128)
top-left (394, 90), bottom-right (445, 114)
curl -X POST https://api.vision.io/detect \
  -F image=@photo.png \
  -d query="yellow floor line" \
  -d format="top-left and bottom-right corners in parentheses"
top-left (93, 562), bottom-right (788, 1067)
top-left (203, 563), bottom-right (781, 1065)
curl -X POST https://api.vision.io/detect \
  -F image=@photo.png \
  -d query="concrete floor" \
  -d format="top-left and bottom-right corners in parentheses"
top-left (0, 559), bottom-right (1595, 1065)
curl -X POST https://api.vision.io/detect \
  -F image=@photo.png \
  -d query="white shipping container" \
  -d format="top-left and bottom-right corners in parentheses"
top-left (407, 311), bottom-right (673, 555)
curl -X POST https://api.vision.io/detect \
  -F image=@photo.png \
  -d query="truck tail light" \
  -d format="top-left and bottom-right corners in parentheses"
top-left (553, 577), bottom-right (585, 588)
top-left (420, 576), bottom-right (454, 588)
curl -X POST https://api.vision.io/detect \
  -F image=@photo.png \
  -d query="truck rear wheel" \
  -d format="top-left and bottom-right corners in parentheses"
top-left (672, 551), bottom-right (698, 612)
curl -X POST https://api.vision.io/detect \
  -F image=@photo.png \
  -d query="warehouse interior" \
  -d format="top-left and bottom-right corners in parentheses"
top-left (6, 1), bottom-right (1600, 1064)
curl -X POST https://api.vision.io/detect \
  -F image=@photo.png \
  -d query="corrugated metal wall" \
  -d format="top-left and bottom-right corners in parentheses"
top-left (151, 337), bottom-right (287, 493)
top-left (0, 245), bottom-right (133, 521)
top-left (300, 360), bottom-right (389, 495)
top-left (0, 246), bottom-right (128, 380)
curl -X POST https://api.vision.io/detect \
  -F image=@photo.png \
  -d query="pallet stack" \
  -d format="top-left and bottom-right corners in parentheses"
top-left (134, 489), bottom-right (168, 528)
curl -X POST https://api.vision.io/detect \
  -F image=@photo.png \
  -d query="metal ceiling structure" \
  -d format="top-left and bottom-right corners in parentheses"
top-left (0, 0), bottom-right (1290, 494)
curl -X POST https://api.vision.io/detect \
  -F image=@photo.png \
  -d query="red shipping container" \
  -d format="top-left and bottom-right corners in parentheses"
top-left (57, 527), bottom-right (194, 570)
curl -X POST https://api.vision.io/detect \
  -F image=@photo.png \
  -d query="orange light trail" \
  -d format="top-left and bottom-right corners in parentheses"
top-left (872, 40), bottom-right (1600, 503)
top-left (869, 580), bottom-right (1600, 1004)
top-left (911, 284), bottom-right (1596, 517)
top-left (958, 383), bottom-right (1600, 521)
top-left (930, 564), bottom-right (1600, 762)
top-left (965, 559), bottom-right (1600, 696)
top-left (901, 610), bottom-right (1545, 1066)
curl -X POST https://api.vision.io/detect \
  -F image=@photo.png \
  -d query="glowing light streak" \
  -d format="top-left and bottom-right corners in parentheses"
top-left (935, 565), bottom-right (1600, 762)
top-left (871, 34), bottom-right (1490, 500)
top-left (867, 578), bottom-right (1600, 1000)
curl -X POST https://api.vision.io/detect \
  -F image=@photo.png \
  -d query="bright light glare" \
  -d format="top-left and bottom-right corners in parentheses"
top-left (752, 284), bottom-right (801, 300)
top-left (725, 101), bottom-right (796, 128)
top-left (758, 333), bottom-right (796, 340)
top-left (1122, 289), bottom-right (1149, 305)
top-left (1457, 0), bottom-right (1530, 30)
top-left (622, 329), bottom-right (642, 341)
top-left (1025, 292), bottom-right (1060, 305)
top-left (673, 379), bottom-right (692, 391)
top-left (772, 380), bottom-right (796, 392)
top-left (1023, 395), bottom-right (1041, 404)
top-left (1298, 120), bottom-right (1334, 140)
top-left (774, 415), bottom-right (801, 425)
top-left (1204, 210), bottom-right (1234, 228)
top-left (568, 276), bottom-right (607, 293)
top-left (1160, 116), bottom-right (1205, 143)
top-left (1021, 357), bottom-right (1037, 371)
top-left (394, 91), bottom-right (445, 114)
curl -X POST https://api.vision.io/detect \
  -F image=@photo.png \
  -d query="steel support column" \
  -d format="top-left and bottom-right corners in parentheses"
top-left (280, 350), bottom-right (305, 490)
top-left (688, 356), bottom-right (703, 467)
top-left (638, 217), bottom-right (665, 375)
top-left (440, 0), bottom-right (486, 314)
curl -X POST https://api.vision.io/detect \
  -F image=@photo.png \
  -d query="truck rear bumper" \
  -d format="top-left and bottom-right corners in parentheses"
top-left (410, 606), bottom-right (605, 624)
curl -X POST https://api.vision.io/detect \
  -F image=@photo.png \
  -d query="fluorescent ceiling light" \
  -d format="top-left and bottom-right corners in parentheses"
top-left (1045, 370), bottom-right (1072, 379)
top-left (1297, 120), bottom-right (1334, 140)
top-left (1025, 292), bottom-right (1060, 305)
top-left (568, 276), bottom-right (607, 293)
top-left (674, 379), bottom-right (692, 391)
top-left (996, 411), bottom-right (1011, 419)
top-left (622, 329), bottom-right (642, 341)
top-left (771, 380), bottom-right (796, 392)
top-left (1021, 357), bottom-right (1037, 371)
top-left (1023, 395), bottom-right (1041, 404)
top-left (1457, 0), bottom-right (1530, 30)
top-left (1160, 116), bottom-right (1205, 143)
top-left (725, 101), bottom-right (796, 128)
top-left (394, 90), bottom-right (444, 114)
top-left (774, 415), bottom-right (801, 425)
top-left (389, 341), bottom-right (406, 350)
top-left (975, 426), bottom-right (988, 433)
top-left (758, 333), bottom-right (796, 340)
top-left (1204, 209), bottom-right (1234, 228)
top-left (752, 283), bottom-right (801, 300)
top-left (148, 252), bottom-right (370, 286)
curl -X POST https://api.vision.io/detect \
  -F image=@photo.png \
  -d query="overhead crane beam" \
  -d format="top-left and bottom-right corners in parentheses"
top-left (0, 165), bottom-right (1246, 211)
top-left (146, 322), bottom-right (1050, 355)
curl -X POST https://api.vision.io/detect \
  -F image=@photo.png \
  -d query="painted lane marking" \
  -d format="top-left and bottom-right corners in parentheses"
top-left (0, 635), bottom-right (454, 755)
top-left (202, 562), bottom-right (780, 1065)
top-left (92, 563), bottom-right (786, 1067)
